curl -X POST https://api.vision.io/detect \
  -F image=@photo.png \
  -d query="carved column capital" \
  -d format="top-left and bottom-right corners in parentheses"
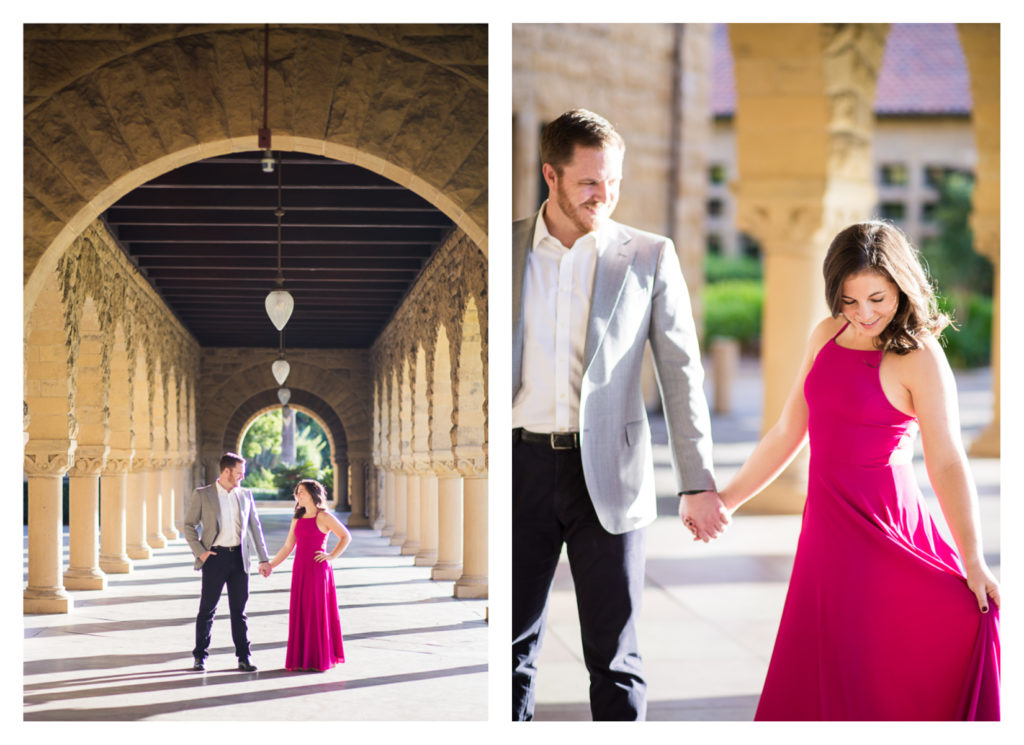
top-left (68, 445), bottom-right (108, 476)
top-left (454, 445), bottom-right (488, 478)
top-left (103, 449), bottom-right (134, 475)
top-left (25, 440), bottom-right (75, 477)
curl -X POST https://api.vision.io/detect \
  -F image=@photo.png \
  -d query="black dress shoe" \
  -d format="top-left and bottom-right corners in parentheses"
top-left (192, 658), bottom-right (205, 671)
top-left (237, 658), bottom-right (257, 672)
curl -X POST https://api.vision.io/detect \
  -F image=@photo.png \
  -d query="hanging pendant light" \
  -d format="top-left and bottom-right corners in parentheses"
top-left (264, 161), bottom-right (293, 331)
top-left (270, 329), bottom-right (290, 386)
top-left (272, 358), bottom-right (290, 386)
top-left (277, 387), bottom-right (291, 406)
top-left (265, 287), bottom-right (293, 331)
top-left (260, 24), bottom-right (294, 331)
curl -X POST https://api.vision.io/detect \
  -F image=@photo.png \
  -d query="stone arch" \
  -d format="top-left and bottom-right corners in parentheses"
top-left (70, 296), bottom-right (107, 462)
top-left (228, 393), bottom-right (347, 467)
top-left (107, 320), bottom-right (133, 461)
top-left (452, 294), bottom-right (486, 461)
top-left (430, 324), bottom-right (454, 459)
top-left (130, 346), bottom-right (152, 465)
top-left (198, 354), bottom-right (367, 479)
top-left (24, 24), bottom-right (488, 325)
top-left (412, 343), bottom-right (430, 458)
top-left (24, 269), bottom-right (76, 465)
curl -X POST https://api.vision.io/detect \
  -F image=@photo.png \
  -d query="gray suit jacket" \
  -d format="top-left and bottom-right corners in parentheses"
top-left (513, 213), bottom-right (716, 534)
top-left (183, 483), bottom-right (271, 571)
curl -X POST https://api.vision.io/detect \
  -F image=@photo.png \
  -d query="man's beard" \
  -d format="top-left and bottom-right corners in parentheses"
top-left (556, 180), bottom-right (612, 236)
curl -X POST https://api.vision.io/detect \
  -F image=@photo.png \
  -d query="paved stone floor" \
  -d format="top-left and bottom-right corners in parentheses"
top-left (22, 509), bottom-right (488, 722)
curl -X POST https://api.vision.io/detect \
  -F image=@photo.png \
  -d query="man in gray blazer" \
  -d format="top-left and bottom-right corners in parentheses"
top-left (184, 452), bottom-right (272, 671)
top-left (512, 109), bottom-right (730, 720)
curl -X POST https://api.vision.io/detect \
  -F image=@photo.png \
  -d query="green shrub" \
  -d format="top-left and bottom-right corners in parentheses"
top-left (705, 254), bottom-right (763, 283)
top-left (704, 279), bottom-right (763, 351)
top-left (939, 292), bottom-right (992, 368)
top-left (272, 459), bottom-right (321, 499)
top-left (250, 487), bottom-right (280, 501)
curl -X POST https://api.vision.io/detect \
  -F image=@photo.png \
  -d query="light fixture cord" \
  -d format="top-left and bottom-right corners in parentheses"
top-left (262, 24), bottom-right (270, 135)
top-left (275, 155), bottom-right (284, 287)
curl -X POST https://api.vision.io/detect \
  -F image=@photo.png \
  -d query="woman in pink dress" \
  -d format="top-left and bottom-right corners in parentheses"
top-left (269, 479), bottom-right (351, 672)
top-left (708, 221), bottom-right (1000, 719)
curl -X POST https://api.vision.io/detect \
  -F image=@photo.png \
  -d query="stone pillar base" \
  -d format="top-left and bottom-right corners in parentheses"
top-left (99, 555), bottom-right (133, 574)
top-left (389, 532), bottom-right (406, 547)
top-left (738, 465), bottom-right (808, 515)
top-left (431, 562), bottom-right (463, 581)
top-left (162, 526), bottom-right (180, 541)
top-left (373, 516), bottom-right (387, 532)
top-left (127, 544), bottom-right (152, 560)
top-left (401, 542), bottom-right (419, 556)
top-left (347, 513), bottom-right (370, 528)
top-left (969, 420), bottom-right (999, 458)
top-left (148, 533), bottom-right (168, 549)
top-left (24, 589), bottom-right (73, 614)
top-left (63, 568), bottom-right (107, 591)
top-left (454, 575), bottom-right (488, 599)
top-left (414, 550), bottom-right (438, 567)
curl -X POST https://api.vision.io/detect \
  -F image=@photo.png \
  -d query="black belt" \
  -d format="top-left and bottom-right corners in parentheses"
top-left (514, 428), bottom-right (580, 450)
top-left (211, 545), bottom-right (240, 552)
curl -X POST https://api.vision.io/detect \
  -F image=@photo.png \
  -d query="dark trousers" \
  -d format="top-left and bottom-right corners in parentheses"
top-left (512, 434), bottom-right (647, 721)
top-left (192, 547), bottom-right (251, 661)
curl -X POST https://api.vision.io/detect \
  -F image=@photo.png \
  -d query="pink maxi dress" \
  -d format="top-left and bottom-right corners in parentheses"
top-left (755, 324), bottom-right (1000, 720)
top-left (285, 514), bottom-right (345, 671)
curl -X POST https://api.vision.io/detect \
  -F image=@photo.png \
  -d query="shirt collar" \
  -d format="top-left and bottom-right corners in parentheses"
top-left (533, 201), bottom-right (603, 253)
top-left (216, 479), bottom-right (235, 497)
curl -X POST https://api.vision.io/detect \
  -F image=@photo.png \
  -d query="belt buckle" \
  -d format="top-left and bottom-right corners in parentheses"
top-left (549, 432), bottom-right (576, 450)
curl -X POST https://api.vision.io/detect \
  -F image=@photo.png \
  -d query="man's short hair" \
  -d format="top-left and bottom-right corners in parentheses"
top-left (540, 109), bottom-right (625, 174)
top-left (219, 452), bottom-right (245, 472)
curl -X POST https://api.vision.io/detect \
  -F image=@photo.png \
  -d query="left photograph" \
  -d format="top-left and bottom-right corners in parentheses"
top-left (23, 23), bottom-right (488, 721)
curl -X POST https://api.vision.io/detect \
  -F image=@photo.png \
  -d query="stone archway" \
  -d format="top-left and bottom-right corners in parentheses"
top-left (227, 392), bottom-right (349, 507)
top-left (24, 24), bottom-right (488, 326)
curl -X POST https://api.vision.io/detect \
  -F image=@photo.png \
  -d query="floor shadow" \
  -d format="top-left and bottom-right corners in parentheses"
top-left (533, 694), bottom-right (759, 721)
top-left (23, 663), bottom-right (488, 721)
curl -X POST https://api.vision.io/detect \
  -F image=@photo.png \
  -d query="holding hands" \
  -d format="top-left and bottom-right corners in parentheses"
top-left (679, 491), bottom-right (731, 542)
top-left (258, 562), bottom-right (272, 578)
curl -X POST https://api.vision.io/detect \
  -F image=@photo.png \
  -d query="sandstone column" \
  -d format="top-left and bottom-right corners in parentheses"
top-left (390, 472), bottom-right (408, 547)
top-left (730, 23), bottom-right (886, 511)
top-left (146, 459), bottom-right (167, 549)
top-left (126, 463), bottom-right (152, 560)
top-left (63, 446), bottom-right (108, 590)
top-left (959, 23), bottom-right (1000, 458)
top-left (415, 471), bottom-right (439, 567)
top-left (24, 443), bottom-right (75, 613)
top-left (454, 469), bottom-right (488, 599)
top-left (402, 471), bottom-right (421, 556)
top-left (161, 464), bottom-right (179, 541)
top-left (382, 469), bottom-right (396, 537)
top-left (99, 450), bottom-right (133, 574)
top-left (347, 456), bottom-right (370, 527)
top-left (432, 473), bottom-right (463, 581)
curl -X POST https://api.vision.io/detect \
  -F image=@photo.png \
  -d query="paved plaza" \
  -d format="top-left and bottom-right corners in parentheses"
top-left (22, 509), bottom-right (488, 722)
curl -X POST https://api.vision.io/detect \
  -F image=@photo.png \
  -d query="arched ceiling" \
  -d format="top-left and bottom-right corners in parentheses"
top-left (102, 150), bottom-right (453, 348)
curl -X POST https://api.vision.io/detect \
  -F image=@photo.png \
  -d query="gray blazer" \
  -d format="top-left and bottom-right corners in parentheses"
top-left (183, 483), bottom-right (271, 571)
top-left (513, 213), bottom-right (716, 534)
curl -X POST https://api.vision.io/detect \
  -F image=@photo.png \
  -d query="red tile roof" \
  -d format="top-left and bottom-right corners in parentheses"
top-left (712, 23), bottom-right (972, 117)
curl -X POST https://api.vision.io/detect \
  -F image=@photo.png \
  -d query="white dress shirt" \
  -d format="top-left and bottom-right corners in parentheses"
top-left (511, 203), bottom-right (604, 433)
top-left (212, 479), bottom-right (243, 547)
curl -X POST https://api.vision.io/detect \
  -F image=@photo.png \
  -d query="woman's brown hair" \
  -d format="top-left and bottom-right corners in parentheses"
top-left (823, 221), bottom-right (949, 354)
top-left (293, 479), bottom-right (328, 519)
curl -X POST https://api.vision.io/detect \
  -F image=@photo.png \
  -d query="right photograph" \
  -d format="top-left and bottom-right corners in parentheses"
top-left (510, 23), bottom-right (1001, 722)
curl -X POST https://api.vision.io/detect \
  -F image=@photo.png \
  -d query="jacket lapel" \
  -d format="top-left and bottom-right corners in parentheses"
top-left (583, 225), bottom-right (634, 374)
top-left (512, 216), bottom-right (535, 394)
